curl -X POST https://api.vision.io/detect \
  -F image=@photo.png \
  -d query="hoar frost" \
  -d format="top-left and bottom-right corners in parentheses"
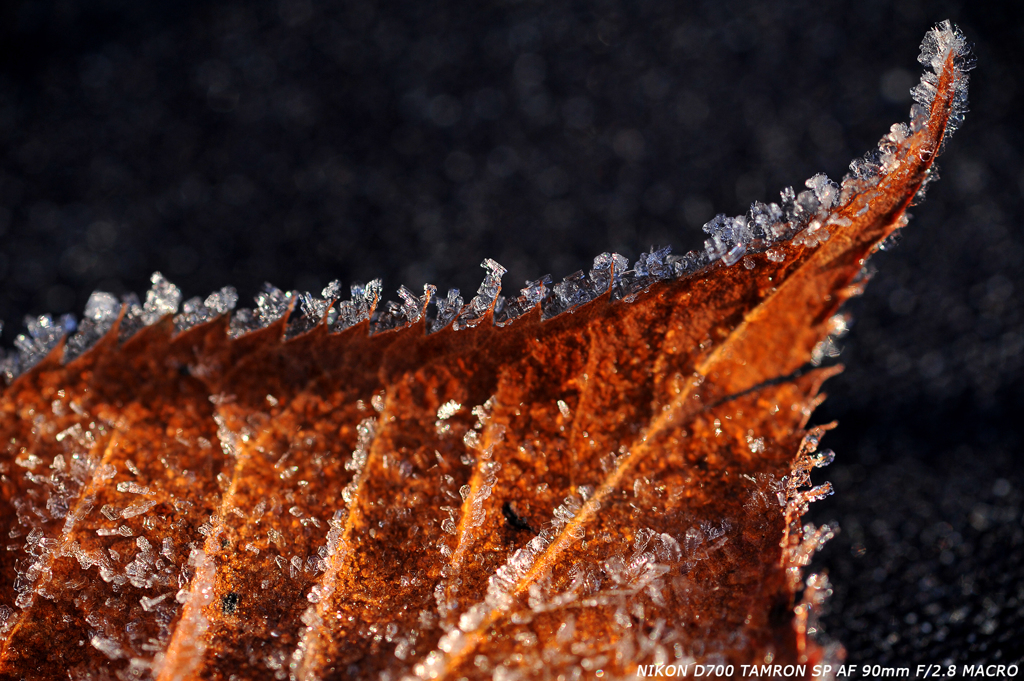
top-left (0, 21), bottom-right (973, 681)
top-left (0, 23), bottom-right (972, 383)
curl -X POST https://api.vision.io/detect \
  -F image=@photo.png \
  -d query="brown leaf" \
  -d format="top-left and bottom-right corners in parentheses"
top-left (0, 22), bottom-right (970, 680)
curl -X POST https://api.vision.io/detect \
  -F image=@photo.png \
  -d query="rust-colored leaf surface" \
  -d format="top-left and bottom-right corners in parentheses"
top-left (0, 23), bottom-right (970, 680)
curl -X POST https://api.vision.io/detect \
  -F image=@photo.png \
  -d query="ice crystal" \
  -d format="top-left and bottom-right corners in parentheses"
top-left (330, 280), bottom-right (383, 332)
top-left (228, 283), bottom-right (296, 338)
top-left (321, 280), bottom-right (344, 301)
top-left (429, 288), bottom-right (465, 333)
top-left (227, 308), bottom-right (258, 339)
top-left (64, 291), bottom-right (120, 361)
top-left (541, 270), bottom-right (590, 320)
top-left (589, 252), bottom-right (629, 297)
top-left (174, 286), bottom-right (239, 333)
top-left (254, 283), bottom-right (292, 327)
top-left (454, 259), bottom-right (506, 330)
top-left (116, 292), bottom-right (146, 341)
top-left (372, 284), bottom-right (436, 334)
top-left (140, 272), bottom-right (182, 326)
top-left (436, 400), bottom-right (462, 421)
top-left (913, 20), bottom-right (973, 144)
top-left (494, 276), bottom-right (552, 327)
top-left (10, 314), bottom-right (74, 375)
top-left (539, 252), bottom-right (630, 319)
top-left (286, 291), bottom-right (330, 338)
top-left (613, 247), bottom-right (673, 301)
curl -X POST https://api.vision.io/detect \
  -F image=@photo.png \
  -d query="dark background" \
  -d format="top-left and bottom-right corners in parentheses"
top-left (1, 0), bottom-right (1021, 670)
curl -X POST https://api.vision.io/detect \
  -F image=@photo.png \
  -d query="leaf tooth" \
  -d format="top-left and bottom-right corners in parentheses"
top-left (370, 283), bottom-right (437, 336)
top-left (453, 259), bottom-right (506, 330)
top-left (429, 287), bottom-right (466, 333)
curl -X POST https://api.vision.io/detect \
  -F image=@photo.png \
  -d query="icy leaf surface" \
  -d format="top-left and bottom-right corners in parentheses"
top-left (0, 22), bottom-right (969, 681)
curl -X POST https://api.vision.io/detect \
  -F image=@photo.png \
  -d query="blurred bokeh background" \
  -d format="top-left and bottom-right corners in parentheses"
top-left (1, 0), bottom-right (1021, 668)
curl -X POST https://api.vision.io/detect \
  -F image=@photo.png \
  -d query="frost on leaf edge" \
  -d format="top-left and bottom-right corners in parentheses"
top-left (0, 20), bottom-right (972, 385)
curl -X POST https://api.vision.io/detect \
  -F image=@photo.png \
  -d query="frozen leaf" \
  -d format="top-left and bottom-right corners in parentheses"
top-left (0, 22), bottom-right (970, 680)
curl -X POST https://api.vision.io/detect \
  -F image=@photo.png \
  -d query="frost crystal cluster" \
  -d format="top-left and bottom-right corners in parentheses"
top-left (0, 21), bottom-right (969, 384)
